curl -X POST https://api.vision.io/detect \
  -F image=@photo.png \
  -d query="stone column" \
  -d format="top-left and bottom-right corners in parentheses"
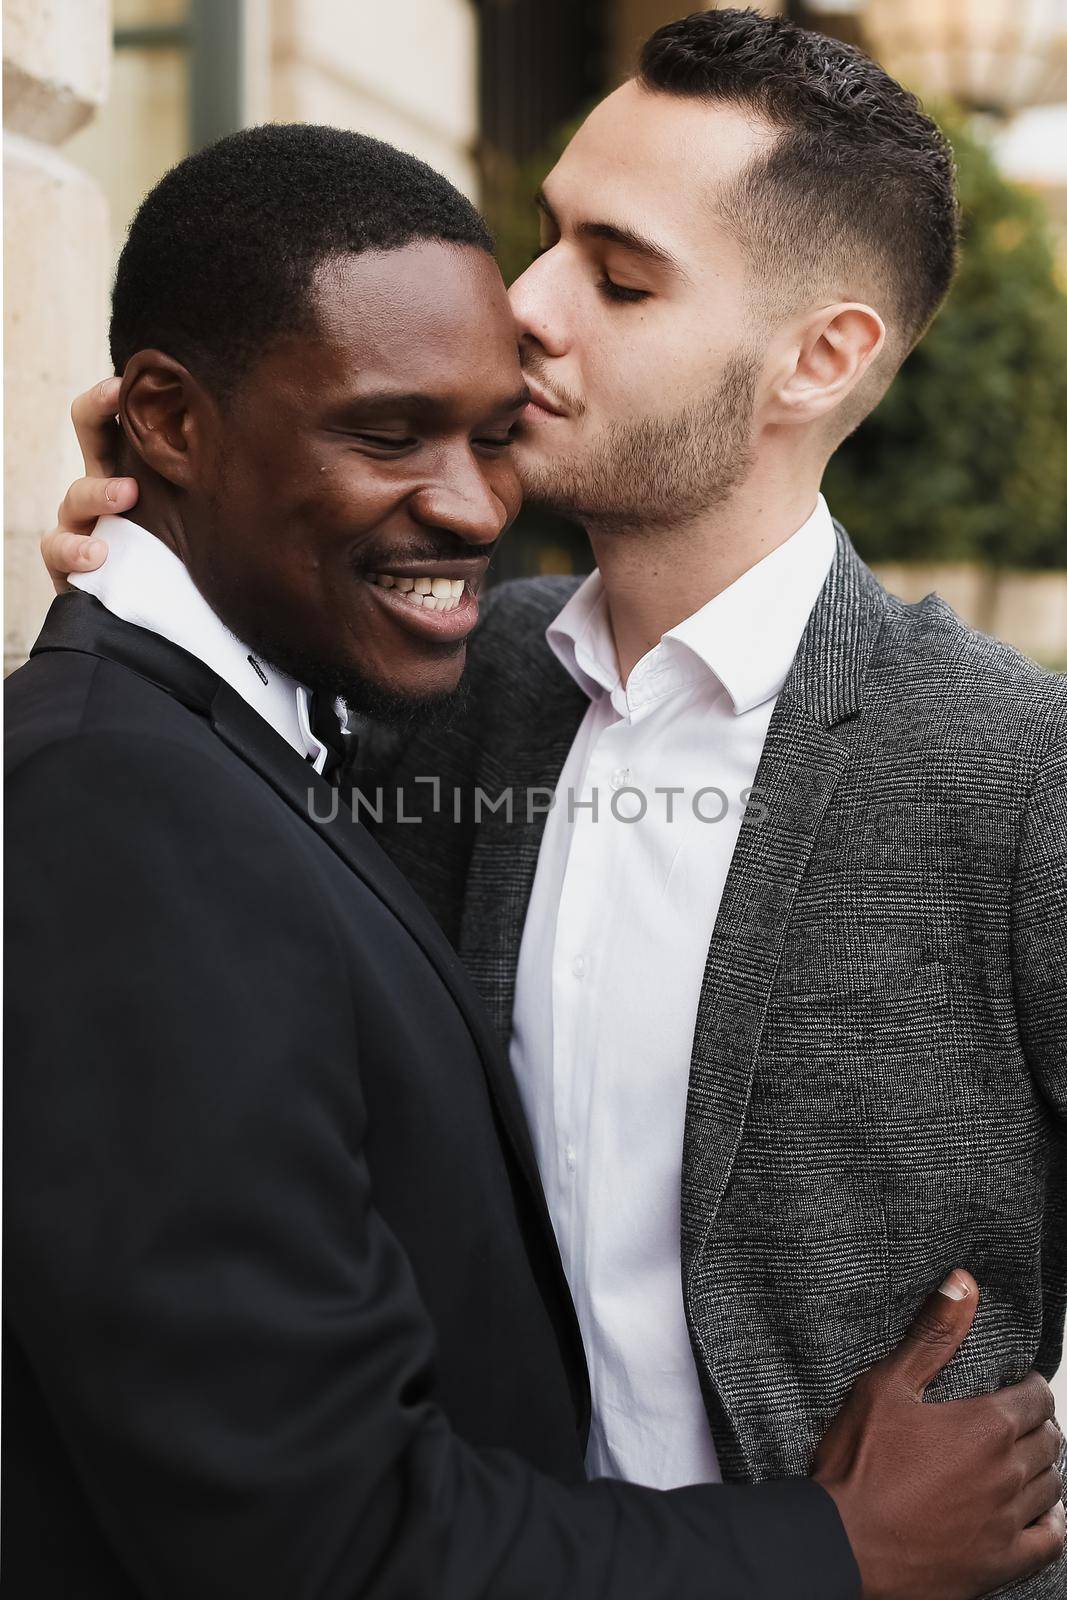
top-left (3, 0), bottom-right (112, 674)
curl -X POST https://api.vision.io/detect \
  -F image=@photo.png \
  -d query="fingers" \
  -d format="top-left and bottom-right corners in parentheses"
top-left (56, 474), bottom-right (137, 535)
top-left (881, 1269), bottom-right (979, 1397)
top-left (71, 377), bottom-right (123, 476)
top-left (1002, 1501), bottom-right (1065, 1588)
top-left (1015, 1464), bottom-right (1063, 1529)
top-left (1015, 1419), bottom-right (1065, 1487)
top-left (997, 1372), bottom-right (1057, 1442)
top-left (71, 379), bottom-right (122, 476)
top-left (41, 527), bottom-right (109, 589)
top-left (43, 465), bottom-right (131, 595)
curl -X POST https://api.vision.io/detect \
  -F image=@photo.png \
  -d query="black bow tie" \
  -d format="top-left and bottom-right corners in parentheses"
top-left (307, 691), bottom-right (352, 786)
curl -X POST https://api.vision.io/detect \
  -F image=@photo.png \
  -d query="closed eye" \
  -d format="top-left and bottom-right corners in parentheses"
top-left (474, 425), bottom-right (518, 450)
top-left (596, 275), bottom-right (650, 305)
top-left (348, 432), bottom-right (415, 450)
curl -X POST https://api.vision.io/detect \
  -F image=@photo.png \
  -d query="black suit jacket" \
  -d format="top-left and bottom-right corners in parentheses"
top-left (3, 594), bottom-right (857, 1600)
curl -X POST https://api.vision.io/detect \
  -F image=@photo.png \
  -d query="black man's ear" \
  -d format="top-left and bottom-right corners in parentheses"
top-left (118, 350), bottom-right (214, 491)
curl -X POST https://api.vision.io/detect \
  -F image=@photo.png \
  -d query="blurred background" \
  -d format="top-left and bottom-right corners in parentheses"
top-left (4, 0), bottom-right (1067, 676)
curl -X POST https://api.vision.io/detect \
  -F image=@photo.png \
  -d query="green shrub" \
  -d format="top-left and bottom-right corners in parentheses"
top-left (825, 109), bottom-right (1067, 570)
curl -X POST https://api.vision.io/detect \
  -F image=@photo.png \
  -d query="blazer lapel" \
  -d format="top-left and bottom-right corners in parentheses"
top-left (210, 681), bottom-right (564, 1221)
top-left (459, 661), bottom-right (588, 1043)
top-left (681, 531), bottom-right (890, 1438)
top-left (32, 595), bottom-right (547, 1217)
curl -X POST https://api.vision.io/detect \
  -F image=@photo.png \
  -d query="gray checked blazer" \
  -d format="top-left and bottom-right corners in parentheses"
top-left (363, 526), bottom-right (1067, 1595)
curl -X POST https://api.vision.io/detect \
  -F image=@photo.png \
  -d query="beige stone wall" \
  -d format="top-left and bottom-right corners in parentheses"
top-left (268, 0), bottom-right (479, 198)
top-left (874, 561), bottom-right (1067, 670)
top-left (64, 34), bottom-right (190, 272)
top-left (4, 0), bottom-right (112, 674)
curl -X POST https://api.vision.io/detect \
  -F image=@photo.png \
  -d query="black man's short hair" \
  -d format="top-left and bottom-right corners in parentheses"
top-left (638, 8), bottom-right (960, 351)
top-left (109, 123), bottom-right (494, 397)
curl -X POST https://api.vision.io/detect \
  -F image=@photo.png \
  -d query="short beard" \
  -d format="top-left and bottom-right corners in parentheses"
top-left (519, 350), bottom-right (760, 536)
top-left (248, 628), bottom-right (469, 735)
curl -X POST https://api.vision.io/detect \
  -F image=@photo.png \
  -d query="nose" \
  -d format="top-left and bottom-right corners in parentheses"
top-left (509, 252), bottom-right (569, 358)
top-left (408, 450), bottom-right (509, 547)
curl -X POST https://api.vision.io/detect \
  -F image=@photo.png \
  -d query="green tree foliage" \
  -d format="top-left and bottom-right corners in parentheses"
top-left (825, 110), bottom-right (1067, 569)
top-left (481, 119), bottom-right (583, 294)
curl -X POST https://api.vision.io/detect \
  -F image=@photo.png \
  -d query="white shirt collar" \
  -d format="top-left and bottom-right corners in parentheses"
top-left (70, 515), bottom-right (330, 771)
top-left (547, 495), bottom-right (838, 717)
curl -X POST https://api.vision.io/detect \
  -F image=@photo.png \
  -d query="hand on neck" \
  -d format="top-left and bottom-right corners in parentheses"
top-left (588, 463), bottom-right (824, 686)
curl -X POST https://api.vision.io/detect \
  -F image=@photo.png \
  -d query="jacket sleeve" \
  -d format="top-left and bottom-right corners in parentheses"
top-left (1012, 730), bottom-right (1067, 1382)
top-left (4, 730), bottom-right (858, 1600)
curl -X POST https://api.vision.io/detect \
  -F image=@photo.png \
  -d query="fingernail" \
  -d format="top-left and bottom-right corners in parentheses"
top-left (97, 378), bottom-right (120, 402)
top-left (939, 1270), bottom-right (971, 1301)
top-left (83, 540), bottom-right (104, 563)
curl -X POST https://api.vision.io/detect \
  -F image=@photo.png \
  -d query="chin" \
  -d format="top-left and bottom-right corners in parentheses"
top-left (333, 657), bottom-right (469, 731)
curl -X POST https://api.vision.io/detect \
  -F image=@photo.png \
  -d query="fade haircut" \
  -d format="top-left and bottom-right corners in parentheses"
top-left (638, 9), bottom-right (960, 353)
top-left (110, 123), bottom-right (494, 399)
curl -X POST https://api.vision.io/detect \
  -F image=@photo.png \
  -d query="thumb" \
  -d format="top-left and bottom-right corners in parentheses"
top-left (880, 1269), bottom-right (979, 1398)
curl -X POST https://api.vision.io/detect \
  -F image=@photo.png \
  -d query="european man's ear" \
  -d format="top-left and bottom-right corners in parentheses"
top-left (773, 303), bottom-right (887, 424)
top-left (118, 351), bottom-right (211, 490)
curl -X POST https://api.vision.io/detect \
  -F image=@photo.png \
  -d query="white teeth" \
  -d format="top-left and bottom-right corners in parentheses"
top-left (368, 572), bottom-right (467, 612)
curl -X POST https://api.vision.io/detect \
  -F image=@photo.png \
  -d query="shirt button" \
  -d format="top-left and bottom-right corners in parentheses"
top-left (572, 954), bottom-right (586, 979)
top-left (565, 1143), bottom-right (577, 1171)
top-left (610, 767), bottom-right (630, 790)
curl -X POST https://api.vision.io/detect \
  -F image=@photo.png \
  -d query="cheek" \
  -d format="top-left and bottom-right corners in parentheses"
top-left (598, 333), bottom-right (711, 424)
top-left (280, 467), bottom-right (406, 551)
top-left (489, 460), bottom-right (523, 525)
top-left (570, 303), bottom-right (654, 417)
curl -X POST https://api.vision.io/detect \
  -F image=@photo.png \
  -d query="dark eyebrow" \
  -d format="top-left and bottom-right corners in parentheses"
top-left (535, 187), bottom-right (686, 280)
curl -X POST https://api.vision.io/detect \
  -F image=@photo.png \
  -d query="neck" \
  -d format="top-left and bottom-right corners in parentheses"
top-left (587, 461), bottom-right (823, 684)
top-left (118, 454), bottom-right (191, 565)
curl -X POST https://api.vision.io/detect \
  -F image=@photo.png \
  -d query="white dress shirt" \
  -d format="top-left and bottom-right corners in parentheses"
top-left (71, 515), bottom-right (332, 772)
top-left (510, 497), bottom-right (838, 1490)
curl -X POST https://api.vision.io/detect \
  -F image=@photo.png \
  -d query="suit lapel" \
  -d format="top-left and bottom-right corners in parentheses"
top-left (210, 681), bottom-right (564, 1220)
top-left (459, 663), bottom-right (588, 1043)
top-left (681, 532), bottom-right (890, 1427)
top-left (680, 703), bottom-right (852, 1267)
top-left (32, 595), bottom-right (549, 1217)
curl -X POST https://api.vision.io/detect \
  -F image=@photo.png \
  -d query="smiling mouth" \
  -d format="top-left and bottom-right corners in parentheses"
top-left (365, 572), bottom-right (468, 613)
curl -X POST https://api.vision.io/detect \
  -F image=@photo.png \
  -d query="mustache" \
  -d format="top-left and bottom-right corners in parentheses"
top-left (351, 536), bottom-right (498, 569)
top-left (520, 349), bottom-right (586, 419)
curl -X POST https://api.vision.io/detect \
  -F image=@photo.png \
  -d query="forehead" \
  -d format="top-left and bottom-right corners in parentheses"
top-left (307, 239), bottom-right (520, 395)
top-left (545, 80), bottom-right (779, 267)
